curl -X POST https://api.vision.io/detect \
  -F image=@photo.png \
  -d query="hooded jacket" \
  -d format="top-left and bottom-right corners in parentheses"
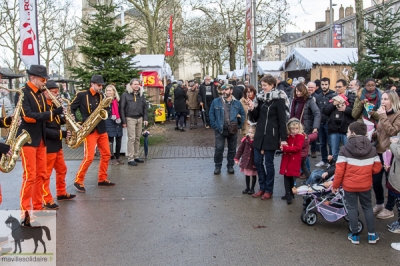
top-left (332, 135), bottom-right (382, 192)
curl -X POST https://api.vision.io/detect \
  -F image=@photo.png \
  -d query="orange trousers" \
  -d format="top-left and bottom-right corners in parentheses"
top-left (75, 130), bottom-right (110, 184)
top-left (43, 149), bottom-right (67, 203)
top-left (20, 140), bottom-right (47, 211)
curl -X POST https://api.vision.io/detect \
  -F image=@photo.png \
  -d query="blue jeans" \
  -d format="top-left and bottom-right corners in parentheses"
top-left (319, 123), bottom-right (331, 163)
top-left (330, 133), bottom-right (348, 161)
top-left (306, 169), bottom-right (325, 185)
top-left (254, 148), bottom-right (275, 193)
top-left (214, 130), bottom-right (237, 168)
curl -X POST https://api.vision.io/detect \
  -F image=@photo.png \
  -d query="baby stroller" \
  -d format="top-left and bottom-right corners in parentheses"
top-left (295, 178), bottom-right (364, 234)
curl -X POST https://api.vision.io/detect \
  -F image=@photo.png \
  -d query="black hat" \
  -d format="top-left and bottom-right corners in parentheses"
top-left (90, 75), bottom-right (105, 85)
top-left (45, 80), bottom-right (58, 89)
top-left (26, 65), bottom-right (50, 79)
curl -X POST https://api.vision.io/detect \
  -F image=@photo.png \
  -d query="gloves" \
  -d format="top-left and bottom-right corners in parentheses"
top-left (111, 115), bottom-right (116, 120)
top-left (0, 143), bottom-right (10, 155)
top-left (53, 106), bottom-right (64, 115)
top-left (115, 118), bottom-right (121, 124)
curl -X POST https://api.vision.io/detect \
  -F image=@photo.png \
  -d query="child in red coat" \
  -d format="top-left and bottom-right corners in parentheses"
top-left (279, 118), bottom-right (305, 204)
top-left (235, 127), bottom-right (257, 194)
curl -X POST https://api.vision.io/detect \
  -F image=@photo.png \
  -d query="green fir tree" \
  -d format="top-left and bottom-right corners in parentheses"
top-left (69, 3), bottom-right (139, 93)
top-left (351, 0), bottom-right (400, 87)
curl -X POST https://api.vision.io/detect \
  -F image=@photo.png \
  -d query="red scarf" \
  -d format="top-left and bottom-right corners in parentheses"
top-left (111, 99), bottom-right (120, 119)
top-left (290, 96), bottom-right (306, 121)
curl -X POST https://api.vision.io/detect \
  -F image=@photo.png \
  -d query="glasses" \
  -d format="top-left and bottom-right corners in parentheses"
top-left (38, 77), bottom-right (47, 83)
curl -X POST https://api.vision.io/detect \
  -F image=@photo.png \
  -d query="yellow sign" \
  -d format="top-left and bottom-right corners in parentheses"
top-left (154, 104), bottom-right (166, 122)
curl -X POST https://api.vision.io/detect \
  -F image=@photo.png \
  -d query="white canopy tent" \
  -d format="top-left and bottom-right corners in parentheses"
top-left (131, 54), bottom-right (172, 79)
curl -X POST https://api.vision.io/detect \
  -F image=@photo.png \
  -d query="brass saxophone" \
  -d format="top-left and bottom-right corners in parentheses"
top-left (43, 86), bottom-right (80, 135)
top-left (0, 87), bottom-right (32, 173)
top-left (67, 94), bottom-right (112, 149)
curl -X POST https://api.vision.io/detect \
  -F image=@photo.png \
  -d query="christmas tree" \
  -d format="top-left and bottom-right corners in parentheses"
top-left (351, 0), bottom-right (400, 87)
top-left (69, 3), bottom-right (139, 93)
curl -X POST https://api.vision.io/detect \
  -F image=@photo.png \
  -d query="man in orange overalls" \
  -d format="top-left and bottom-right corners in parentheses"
top-left (70, 75), bottom-right (115, 192)
top-left (41, 80), bottom-right (76, 209)
top-left (18, 65), bottom-right (64, 212)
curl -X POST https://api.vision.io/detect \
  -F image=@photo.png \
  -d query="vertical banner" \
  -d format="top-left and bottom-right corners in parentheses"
top-left (246, 0), bottom-right (252, 73)
top-left (165, 16), bottom-right (174, 56)
top-left (19, 0), bottom-right (39, 68)
top-left (333, 24), bottom-right (342, 48)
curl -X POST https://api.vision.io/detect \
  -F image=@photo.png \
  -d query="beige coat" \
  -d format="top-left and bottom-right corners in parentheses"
top-left (240, 97), bottom-right (250, 135)
top-left (186, 88), bottom-right (199, 110)
top-left (376, 111), bottom-right (400, 153)
top-left (389, 142), bottom-right (400, 193)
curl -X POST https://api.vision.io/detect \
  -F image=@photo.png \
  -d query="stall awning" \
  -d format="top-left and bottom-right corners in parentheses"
top-left (141, 71), bottom-right (163, 88)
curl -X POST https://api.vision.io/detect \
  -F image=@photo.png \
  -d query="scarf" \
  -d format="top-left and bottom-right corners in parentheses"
top-left (111, 99), bottom-right (120, 119)
top-left (360, 88), bottom-right (381, 123)
top-left (290, 96), bottom-right (306, 121)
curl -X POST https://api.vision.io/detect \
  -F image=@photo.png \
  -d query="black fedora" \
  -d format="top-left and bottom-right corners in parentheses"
top-left (90, 75), bottom-right (105, 85)
top-left (27, 65), bottom-right (50, 79)
top-left (45, 80), bottom-right (59, 89)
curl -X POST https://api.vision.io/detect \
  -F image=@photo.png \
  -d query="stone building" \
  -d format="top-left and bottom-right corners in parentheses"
top-left (260, 33), bottom-right (303, 62)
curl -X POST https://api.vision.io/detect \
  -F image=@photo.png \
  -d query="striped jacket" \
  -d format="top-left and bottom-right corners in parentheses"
top-left (332, 135), bottom-right (382, 192)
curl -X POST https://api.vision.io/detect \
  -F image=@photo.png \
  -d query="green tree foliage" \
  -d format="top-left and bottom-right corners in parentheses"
top-left (69, 3), bottom-right (139, 93)
top-left (351, 0), bottom-right (400, 87)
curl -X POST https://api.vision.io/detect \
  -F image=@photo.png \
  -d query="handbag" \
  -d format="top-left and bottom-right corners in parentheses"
top-left (228, 121), bottom-right (238, 134)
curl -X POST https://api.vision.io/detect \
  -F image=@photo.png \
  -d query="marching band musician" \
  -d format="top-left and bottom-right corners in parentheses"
top-left (70, 74), bottom-right (116, 193)
top-left (42, 80), bottom-right (76, 209)
top-left (0, 70), bottom-right (13, 161)
top-left (18, 65), bottom-right (64, 212)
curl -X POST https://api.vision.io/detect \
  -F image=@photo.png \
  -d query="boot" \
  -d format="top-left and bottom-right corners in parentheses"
top-left (286, 193), bottom-right (293, 204)
top-left (282, 176), bottom-right (291, 200)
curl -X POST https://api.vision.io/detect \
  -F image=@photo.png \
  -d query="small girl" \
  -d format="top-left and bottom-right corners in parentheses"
top-left (279, 118), bottom-right (305, 204)
top-left (234, 126), bottom-right (257, 194)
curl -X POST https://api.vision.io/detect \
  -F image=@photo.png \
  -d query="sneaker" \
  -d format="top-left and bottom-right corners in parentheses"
top-left (74, 182), bottom-right (86, 193)
top-left (128, 160), bottom-right (138, 166)
top-left (44, 201), bottom-right (59, 210)
top-left (389, 224), bottom-right (400, 234)
top-left (373, 204), bottom-right (384, 214)
top-left (57, 193), bottom-right (76, 201)
top-left (98, 180), bottom-right (116, 186)
top-left (368, 233), bottom-right (379, 244)
top-left (348, 233), bottom-right (360, 244)
top-left (388, 220), bottom-right (399, 229)
top-left (391, 242), bottom-right (400, 251)
top-left (315, 161), bottom-right (326, 167)
top-left (377, 209), bottom-right (394, 219)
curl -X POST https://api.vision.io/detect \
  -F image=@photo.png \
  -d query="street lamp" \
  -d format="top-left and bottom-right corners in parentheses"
top-left (330, 1), bottom-right (337, 48)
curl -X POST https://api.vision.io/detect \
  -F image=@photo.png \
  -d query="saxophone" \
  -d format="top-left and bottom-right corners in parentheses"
top-left (43, 86), bottom-right (80, 134)
top-left (0, 87), bottom-right (32, 173)
top-left (67, 94), bottom-right (112, 149)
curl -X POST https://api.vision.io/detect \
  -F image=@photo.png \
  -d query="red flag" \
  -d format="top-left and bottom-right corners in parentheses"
top-left (165, 16), bottom-right (174, 56)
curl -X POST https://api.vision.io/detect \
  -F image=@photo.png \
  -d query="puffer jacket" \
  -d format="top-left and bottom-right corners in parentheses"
top-left (388, 142), bottom-right (400, 195)
top-left (376, 110), bottom-right (400, 153)
top-left (333, 135), bottom-right (382, 192)
top-left (290, 96), bottom-right (321, 134)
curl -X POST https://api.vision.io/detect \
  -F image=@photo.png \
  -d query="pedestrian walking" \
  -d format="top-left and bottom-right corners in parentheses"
top-left (173, 80), bottom-right (188, 131)
top-left (186, 80), bottom-right (199, 129)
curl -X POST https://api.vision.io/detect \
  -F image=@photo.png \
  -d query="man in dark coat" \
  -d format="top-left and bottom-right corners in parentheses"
top-left (164, 79), bottom-right (173, 121)
top-left (173, 80), bottom-right (188, 131)
top-left (198, 75), bottom-right (219, 128)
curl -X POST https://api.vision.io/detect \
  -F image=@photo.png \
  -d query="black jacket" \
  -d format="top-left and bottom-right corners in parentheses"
top-left (45, 102), bottom-right (67, 153)
top-left (315, 90), bottom-right (337, 124)
top-left (249, 97), bottom-right (288, 151)
top-left (18, 83), bottom-right (52, 147)
top-left (70, 88), bottom-right (108, 134)
top-left (164, 83), bottom-right (172, 104)
top-left (232, 86), bottom-right (243, 100)
top-left (173, 86), bottom-right (188, 113)
top-left (198, 82), bottom-right (218, 109)
top-left (120, 91), bottom-right (148, 124)
top-left (323, 102), bottom-right (355, 134)
top-left (277, 81), bottom-right (293, 98)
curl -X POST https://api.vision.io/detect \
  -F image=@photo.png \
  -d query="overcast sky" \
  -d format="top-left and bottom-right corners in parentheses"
top-left (286, 0), bottom-right (372, 32)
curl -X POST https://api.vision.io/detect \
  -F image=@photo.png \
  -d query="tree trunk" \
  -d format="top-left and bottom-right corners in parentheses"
top-left (228, 38), bottom-right (236, 71)
top-left (355, 0), bottom-right (365, 59)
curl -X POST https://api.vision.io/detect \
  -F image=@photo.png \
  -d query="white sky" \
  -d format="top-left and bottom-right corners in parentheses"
top-left (286, 0), bottom-right (372, 32)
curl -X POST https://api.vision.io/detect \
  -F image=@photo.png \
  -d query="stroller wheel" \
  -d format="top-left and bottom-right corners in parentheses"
top-left (301, 210), bottom-right (307, 224)
top-left (348, 219), bottom-right (364, 234)
top-left (303, 211), bottom-right (318, 226)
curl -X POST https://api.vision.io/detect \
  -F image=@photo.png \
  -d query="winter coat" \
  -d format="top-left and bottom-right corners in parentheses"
top-left (352, 97), bottom-right (379, 122)
top-left (279, 133), bottom-right (305, 177)
top-left (186, 89), bottom-right (199, 109)
top-left (301, 132), bottom-right (318, 158)
top-left (388, 142), bottom-right (400, 196)
top-left (315, 90), bottom-right (337, 124)
top-left (209, 97), bottom-right (245, 134)
top-left (234, 136), bottom-right (256, 170)
top-left (239, 97), bottom-right (252, 135)
top-left (323, 102), bottom-right (354, 135)
top-left (164, 83), bottom-right (172, 104)
top-left (120, 91), bottom-right (148, 124)
top-left (105, 99), bottom-right (123, 138)
top-left (232, 86), bottom-right (243, 100)
top-left (173, 86), bottom-right (188, 113)
top-left (290, 96), bottom-right (321, 134)
top-left (332, 135), bottom-right (382, 192)
top-left (198, 82), bottom-right (219, 109)
top-left (277, 81), bottom-right (293, 100)
top-left (248, 89), bottom-right (288, 151)
top-left (376, 110), bottom-right (400, 153)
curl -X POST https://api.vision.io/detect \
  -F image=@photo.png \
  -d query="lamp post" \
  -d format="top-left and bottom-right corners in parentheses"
top-left (251, 0), bottom-right (257, 86)
top-left (329, 1), bottom-right (337, 48)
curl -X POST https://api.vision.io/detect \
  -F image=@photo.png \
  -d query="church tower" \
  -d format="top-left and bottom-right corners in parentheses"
top-left (82, 0), bottom-right (113, 21)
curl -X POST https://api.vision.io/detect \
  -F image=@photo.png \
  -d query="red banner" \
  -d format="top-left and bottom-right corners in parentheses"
top-left (165, 16), bottom-right (174, 56)
top-left (141, 72), bottom-right (164, 88)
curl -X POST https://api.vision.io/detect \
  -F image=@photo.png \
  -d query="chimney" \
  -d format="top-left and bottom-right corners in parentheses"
top-left (325, 7), bottom-right (335, 25)
top-left (339, 4), bottom-right (344, 20)
top-left (345, 5), bottom-right (354, 17)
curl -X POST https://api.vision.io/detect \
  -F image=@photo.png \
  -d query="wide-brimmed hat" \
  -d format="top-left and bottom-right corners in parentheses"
top-left (90, 75), bottom-right (105, 85)
top-left (45, 80), bottom-right (59, 89)
top-left (26, 65), bottom-right (50, 79)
